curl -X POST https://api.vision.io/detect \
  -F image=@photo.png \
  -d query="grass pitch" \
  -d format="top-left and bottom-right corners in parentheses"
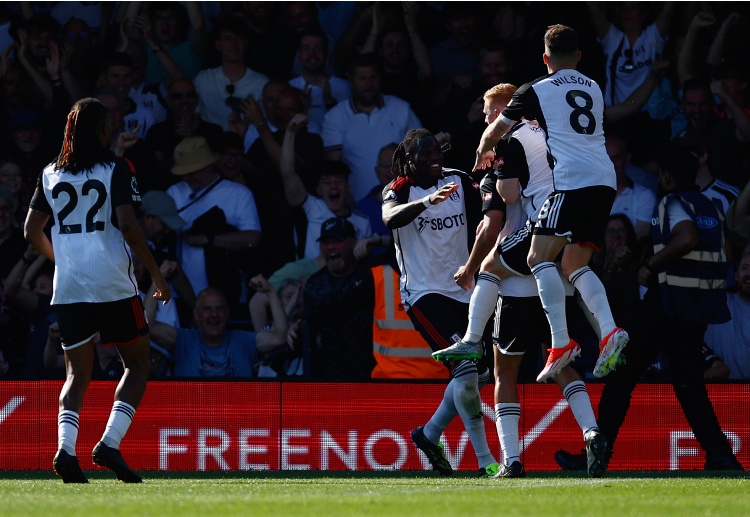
top-left (1, 470), bottom-right (748, 517)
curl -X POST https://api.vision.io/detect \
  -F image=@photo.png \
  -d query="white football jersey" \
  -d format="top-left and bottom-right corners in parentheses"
top-left (384, 169), bottom-right (481, 307)
top-left (33, 158), bottom-right (141, 304)
top-left (502, 70), bottom-right (616, 192)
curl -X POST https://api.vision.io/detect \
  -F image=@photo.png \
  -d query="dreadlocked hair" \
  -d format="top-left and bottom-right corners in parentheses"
top-left (392, 128), bottom-right (434, 179)
top-left (56, 97), bottom-right (113, 174)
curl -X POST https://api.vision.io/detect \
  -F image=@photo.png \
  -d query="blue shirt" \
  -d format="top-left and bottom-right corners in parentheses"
top-left (173, 329), bottom-right (259, 378)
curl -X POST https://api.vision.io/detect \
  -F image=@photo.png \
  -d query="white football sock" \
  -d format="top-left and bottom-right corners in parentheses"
top-left (531, 262), bottom-right (569, 348)
top-left (463, 272), bottom-right (501, 343)
top-left (562, 380), bottom-right (598, 434)
top-left (569, 266), bottom-right (616, 339)
top-left (100, 401), bottom-right (136, 449)
top-left (58, 410), bottom-right (80, 456)
top-left (495, 403), bottom-right (521, 466)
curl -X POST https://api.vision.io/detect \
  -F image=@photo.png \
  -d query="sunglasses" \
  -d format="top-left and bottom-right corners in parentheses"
top-left (623, 49), bottom-right (635, 72)
top-left (170, 90), bottom-right (197, 100)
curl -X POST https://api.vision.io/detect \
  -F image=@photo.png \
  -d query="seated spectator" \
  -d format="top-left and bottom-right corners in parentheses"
top-left (287, 217), bottom-right (375, 380)
top-left (606, 134), bottom-right (657, 240)
top-left (322, 52), bottom-right (421, 202)
top-left (149, 279), bottom-right (289, 378)
top-left (703, 251), bottom-right (750, 380)
top-left (193, 15), bottom-right (268, 132)
top-left (588, 214), bottom-right (643, 332)
top-left (288, 27), bottom-right (350, 130)
top-left (145, 77), bottom-right (224, 187)
top-left (166, 136), bottom-right (261, 314)
top-left (282, 113), bottom-right (371, 260)
top-left (0, 158), bottom-right (30, 228)
top-left (250, 278), bottom-right (306, 377)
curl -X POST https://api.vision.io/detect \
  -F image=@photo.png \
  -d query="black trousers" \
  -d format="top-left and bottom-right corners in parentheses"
top-left (597, 288), bottom-right (734, 458)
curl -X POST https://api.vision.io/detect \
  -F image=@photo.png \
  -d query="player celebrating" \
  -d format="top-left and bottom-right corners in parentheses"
top-left (25, 97), bottom-right (170, 483)
top-left (382, 128), bottom-right (499, 477)
top-left (473, 24), bottom-right (628, 383)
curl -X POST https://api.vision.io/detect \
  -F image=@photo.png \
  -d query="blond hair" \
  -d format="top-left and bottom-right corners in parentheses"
top-left (483, 83), bottom-right (518, 107)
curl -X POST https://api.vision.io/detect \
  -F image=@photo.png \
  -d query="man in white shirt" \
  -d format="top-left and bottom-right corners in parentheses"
top-left (322, 53), bottom-right (421, 202)
top-left (193, 16), bottom-right (269, 131)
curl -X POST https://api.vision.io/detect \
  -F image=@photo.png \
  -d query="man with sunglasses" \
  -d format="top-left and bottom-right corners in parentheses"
top-left (194, 16), bottom-right (269, 132)
top-left (146, 77), bottom-right (224, 185)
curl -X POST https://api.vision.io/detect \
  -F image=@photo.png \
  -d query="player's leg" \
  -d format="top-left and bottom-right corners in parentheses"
top-left (435, 225), bottom-right (532, 362)
top-left (53, 304), bottom-right (97, 483)
top-left (410, 295), bottom-right (498, 475)
top-left (493, 344), bottom-right (525, 478)
top-left (528, 229), bottom-right (576, 382)
top-left (553, 366), bottom-right (607, 478)
top-left (92, 296), bottom-right (150, 483)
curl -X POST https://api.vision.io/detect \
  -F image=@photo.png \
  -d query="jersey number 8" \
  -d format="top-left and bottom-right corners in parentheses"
top-left (566, 90), bottom-right (596, 135)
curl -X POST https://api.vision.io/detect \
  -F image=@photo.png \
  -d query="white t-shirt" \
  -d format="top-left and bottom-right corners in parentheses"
top-left (167, 178), bottom-right (261, 294)
top-left (300, 195), bottom-right (371, 259)
top-left (288, 75), bottom-right (350, 131)
top-left (322, 95), bottom-right (421, 202)
top-left (611, 180), bottom-right (657, 228)
top-left (704, 292), bottom-right (750, 379)
top-left (599, 23), bottom-right (667, 107)
top-left (194, 66), bottom-right (269, 131)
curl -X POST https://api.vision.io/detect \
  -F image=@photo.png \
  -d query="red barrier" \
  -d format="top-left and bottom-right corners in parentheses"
top-left (1, 381), bottom-right (747, 471)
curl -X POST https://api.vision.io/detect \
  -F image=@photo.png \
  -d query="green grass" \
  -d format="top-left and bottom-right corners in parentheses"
top-left (1, 470), bottom-right (749, 517)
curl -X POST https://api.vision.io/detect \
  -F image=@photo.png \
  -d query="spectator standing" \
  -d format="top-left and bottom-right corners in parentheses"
top-left (193, 16), bottom-right (269, 132)
top-left (288, 27), bottom-right (350, 131)
top-left (166, 136), bottom-right (261, 313)
top-left (282, 113), bottom-right (371, 260)
top-left (322, 52), bottom-right (421, 203)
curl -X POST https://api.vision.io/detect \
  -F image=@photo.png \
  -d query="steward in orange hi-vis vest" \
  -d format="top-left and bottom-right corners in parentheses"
top-left (370, 265), bottom-right (450, 379)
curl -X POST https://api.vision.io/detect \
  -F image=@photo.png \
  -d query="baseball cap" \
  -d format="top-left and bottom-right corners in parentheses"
top-left (317, 217), bottom-right (356, 241)
top-left (140, 191), bottom-right (186, 230)
top-left (171, 136), bottom-right (218, 176)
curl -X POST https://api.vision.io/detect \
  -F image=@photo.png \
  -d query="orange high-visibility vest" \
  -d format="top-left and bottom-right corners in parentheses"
top-left (371, 265), bottom-right (450, 379)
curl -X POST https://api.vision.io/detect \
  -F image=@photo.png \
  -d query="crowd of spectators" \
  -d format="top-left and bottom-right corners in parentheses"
top-left (1, 1), bottom-right (749, 382)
